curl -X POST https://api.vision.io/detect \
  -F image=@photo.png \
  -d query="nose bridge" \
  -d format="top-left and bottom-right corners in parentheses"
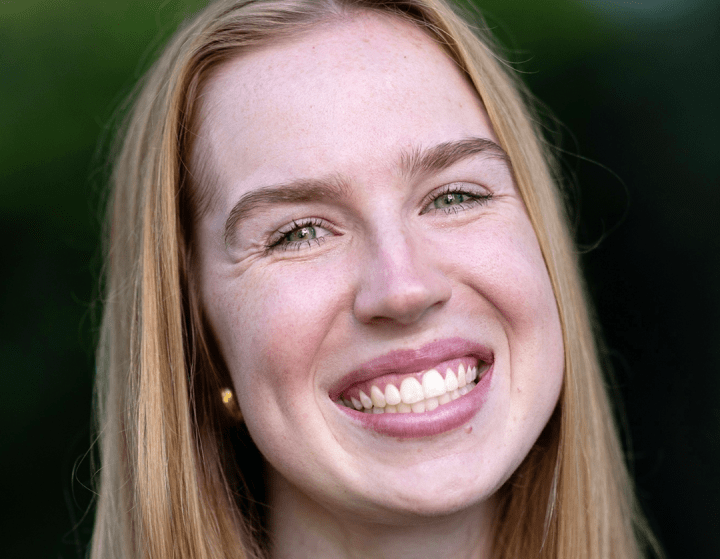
top-left (353, 220), bottom-right (451, 325)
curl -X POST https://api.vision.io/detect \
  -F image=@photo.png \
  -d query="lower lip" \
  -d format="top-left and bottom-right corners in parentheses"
top-left (337, 363), bottom-right (494, 438)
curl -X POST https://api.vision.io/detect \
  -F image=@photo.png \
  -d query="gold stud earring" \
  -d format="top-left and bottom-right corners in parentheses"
top-left (220, 387), bottom-right (243, 422)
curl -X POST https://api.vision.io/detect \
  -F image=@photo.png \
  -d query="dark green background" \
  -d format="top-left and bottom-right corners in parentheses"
top-left (1, 0), bottom-right (718, 557)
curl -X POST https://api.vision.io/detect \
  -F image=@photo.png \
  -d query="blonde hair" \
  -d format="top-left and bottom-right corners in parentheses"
top-left (92, 0), bottom-right (660, 557)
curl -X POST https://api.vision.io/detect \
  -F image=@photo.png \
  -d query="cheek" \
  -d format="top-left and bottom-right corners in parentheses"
top-left (451, 215), bottom-right (564, 395)
top-left (207, 261), bottom-right (351, 400)
top-left (458, 217), bottom-right (558, 331)
top-left (202, 262), bottom-right (356, 474)
top-left (461, 220), bottom-right (564, 459)
top-left (494, 224), bottom-right (564, 416)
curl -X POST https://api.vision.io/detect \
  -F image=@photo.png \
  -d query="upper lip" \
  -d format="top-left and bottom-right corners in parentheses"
top-left (329, 337), bottom-right (493, 399)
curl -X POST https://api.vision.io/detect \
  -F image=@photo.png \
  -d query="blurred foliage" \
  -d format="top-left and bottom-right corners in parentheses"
top-left (1, 0), bottom-right (717, 557)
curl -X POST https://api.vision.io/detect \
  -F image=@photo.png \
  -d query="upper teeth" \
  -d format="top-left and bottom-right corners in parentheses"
top-left (340, 364), bottom-right (481, 414)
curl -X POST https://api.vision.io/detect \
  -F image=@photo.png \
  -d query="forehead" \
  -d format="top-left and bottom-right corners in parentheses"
top-left (193, 11), bottom-right (496, 212)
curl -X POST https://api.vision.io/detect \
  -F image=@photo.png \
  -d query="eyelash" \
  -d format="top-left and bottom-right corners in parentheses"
top-left (264, 184), bottom-right (492, 253)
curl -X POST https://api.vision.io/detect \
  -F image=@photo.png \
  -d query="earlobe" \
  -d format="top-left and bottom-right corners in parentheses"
top-left (220, 387), bottom-right (244, 422)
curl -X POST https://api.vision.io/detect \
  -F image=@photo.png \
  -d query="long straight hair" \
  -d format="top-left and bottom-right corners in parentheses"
top-left (92, 0), bottom-right (660, 557)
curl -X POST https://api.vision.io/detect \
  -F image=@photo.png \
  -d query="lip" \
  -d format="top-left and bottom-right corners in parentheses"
top-left (329, 337), bottom-right (493, 400)
top-left (338, 361), bottom-right (494, 438)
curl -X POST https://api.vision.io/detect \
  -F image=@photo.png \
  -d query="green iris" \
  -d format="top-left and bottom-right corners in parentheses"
top-left (433, 192), bottom-right (469, 209)
top-left (285, 225), bottom-right (316, 243)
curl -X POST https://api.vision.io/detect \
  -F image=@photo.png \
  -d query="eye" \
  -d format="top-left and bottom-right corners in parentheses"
top-left (421, 184), bottom-right (492, 215)
top-left (433, 191), bottom-right (472, 209)
top-left (265, 218), bottom-right (334, 253)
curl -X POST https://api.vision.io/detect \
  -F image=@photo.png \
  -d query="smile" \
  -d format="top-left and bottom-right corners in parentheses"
top-left (337, 359), bottom-right (489, 414)
top-left (331, 338), bottom-right (495, 438)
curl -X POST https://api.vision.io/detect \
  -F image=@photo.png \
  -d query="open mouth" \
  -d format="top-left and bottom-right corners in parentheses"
top-left (336, 357), bottom-right (490, 414)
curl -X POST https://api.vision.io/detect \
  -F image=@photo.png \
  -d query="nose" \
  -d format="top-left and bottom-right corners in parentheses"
top-left (353, 227), bottom-right (452, 326)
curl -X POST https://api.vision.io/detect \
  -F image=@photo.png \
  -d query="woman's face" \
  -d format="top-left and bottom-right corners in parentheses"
top-left (194, 14), bottom-right (564, 522)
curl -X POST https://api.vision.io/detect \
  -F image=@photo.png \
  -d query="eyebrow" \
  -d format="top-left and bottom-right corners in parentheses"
top-left (223, 176), bottom-right (351, 247)
top-left (399, 136), bottom-right (509, 179)
top-left (223, 136), bottom-right (509, 247)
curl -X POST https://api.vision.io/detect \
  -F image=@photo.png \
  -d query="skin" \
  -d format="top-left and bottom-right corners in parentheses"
top-left (194, 12), bottom-right (564, 559)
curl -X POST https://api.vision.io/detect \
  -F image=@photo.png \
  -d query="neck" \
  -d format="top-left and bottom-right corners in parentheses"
top-left (267, 473), bottom-right (496, 559)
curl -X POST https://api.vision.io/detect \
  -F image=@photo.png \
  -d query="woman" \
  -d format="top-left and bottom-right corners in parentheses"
top-left (91, 0), bottom-right (661, 557)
